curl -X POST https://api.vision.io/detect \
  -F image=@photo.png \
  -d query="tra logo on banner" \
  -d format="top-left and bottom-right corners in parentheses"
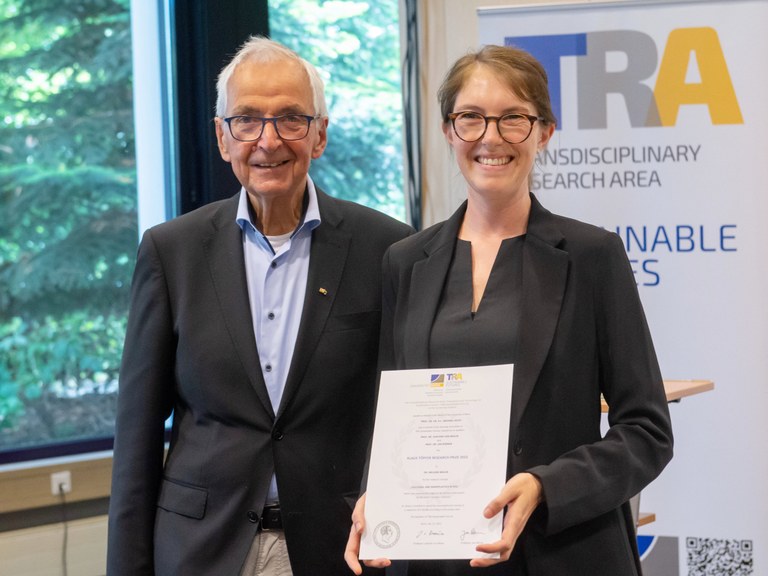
top-left (507, 28), bottom-right (743, 129)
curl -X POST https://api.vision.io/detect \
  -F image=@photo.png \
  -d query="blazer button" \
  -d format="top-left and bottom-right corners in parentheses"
top-left (272, 430), bottom-right (284, 441)
top-left (513, 441), bottom-right (523, 456)
top-left (247, 510), bottom-right (258, 523)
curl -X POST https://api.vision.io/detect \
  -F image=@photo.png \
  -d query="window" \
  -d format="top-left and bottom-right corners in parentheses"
top-left (0, 0), bottom-right (145, 463)
top-left (0, 0), bottom-right (407, 464)
top-left (269, 0), bottom-right (406, 220)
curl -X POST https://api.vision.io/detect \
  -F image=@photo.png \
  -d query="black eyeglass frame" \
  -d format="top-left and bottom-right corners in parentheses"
top-left (446, 111), bottom-right (545, 144)
top-left (222, 114), bottom-right (322, 142)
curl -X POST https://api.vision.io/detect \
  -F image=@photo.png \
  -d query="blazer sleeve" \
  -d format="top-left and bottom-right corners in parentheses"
top-left (377, 245), bottom-right (398, 373)
top-left (528, 232), bottom-right (674, 535)
top-left (107, 229), bottom-right (176, 575)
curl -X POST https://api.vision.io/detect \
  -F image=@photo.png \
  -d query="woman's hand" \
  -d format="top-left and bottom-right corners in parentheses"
top-left (344, 493), bottom-right (392, 574)
top-left (469, 472), bottom-right (543, 568)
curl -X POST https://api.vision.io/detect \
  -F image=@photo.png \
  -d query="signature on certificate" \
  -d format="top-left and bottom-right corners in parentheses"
top-left (416, 530), bottom-right (446, 540)
top-left (460, 528), bottom-right (487, 542)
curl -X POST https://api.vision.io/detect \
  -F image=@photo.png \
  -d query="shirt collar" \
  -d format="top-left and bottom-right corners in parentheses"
top-left (235, 176), bottom-right (322, 236)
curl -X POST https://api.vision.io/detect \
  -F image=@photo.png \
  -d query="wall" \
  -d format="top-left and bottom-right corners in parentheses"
top-left (0, 516), bottom-right (107, 576)
top-left (0, 455), bottom-right (111, 575)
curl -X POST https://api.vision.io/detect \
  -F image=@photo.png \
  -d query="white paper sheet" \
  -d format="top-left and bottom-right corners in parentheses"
top-left (360, 364), bottom-right (514, 560)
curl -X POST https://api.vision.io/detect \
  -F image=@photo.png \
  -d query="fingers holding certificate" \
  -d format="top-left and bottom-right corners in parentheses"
top-left (359, 364), bottom-right (514, 561)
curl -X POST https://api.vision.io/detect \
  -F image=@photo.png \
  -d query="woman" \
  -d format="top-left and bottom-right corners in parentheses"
top-left (345, 45), bottom-right (673, 575)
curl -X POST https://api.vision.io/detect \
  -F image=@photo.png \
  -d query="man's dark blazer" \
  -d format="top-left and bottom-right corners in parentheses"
top-left (107, 187), bottom-right (412, 575)
top-left (378, 194), bottom-right (673, 576)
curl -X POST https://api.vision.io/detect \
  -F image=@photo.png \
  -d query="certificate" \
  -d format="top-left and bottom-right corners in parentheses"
top-left (360, 364), bottom-right (514, 560)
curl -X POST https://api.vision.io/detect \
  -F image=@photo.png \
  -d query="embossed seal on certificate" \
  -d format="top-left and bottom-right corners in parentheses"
top-left (373, 520), bottom-right (401, 548)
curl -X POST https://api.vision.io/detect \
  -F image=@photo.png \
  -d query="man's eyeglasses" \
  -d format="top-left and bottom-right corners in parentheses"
top-left (447, 111), bottom-right (544, 144)
top-left (223, 114), bottom-right (322, 142)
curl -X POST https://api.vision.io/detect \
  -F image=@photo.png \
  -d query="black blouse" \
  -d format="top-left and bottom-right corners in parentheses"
top-left (429, 236), bottom-right (525, 369)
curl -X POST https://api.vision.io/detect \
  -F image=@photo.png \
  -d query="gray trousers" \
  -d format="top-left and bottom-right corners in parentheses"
top-left (240, 531), bottom-right (293, 576)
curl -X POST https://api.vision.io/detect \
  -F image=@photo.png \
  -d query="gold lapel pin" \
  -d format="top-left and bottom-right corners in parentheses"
top-left (318, 288), bottom-right (328, 296)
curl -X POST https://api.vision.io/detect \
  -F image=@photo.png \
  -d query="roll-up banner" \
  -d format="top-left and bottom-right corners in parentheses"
top-left (479, 1), bottom-right (766, 574)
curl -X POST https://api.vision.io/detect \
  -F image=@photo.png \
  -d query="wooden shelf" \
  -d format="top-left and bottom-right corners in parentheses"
top-left (602, 379), bottom-right (714, 412)
top-left (662, 379), bottom-right (715, 402)
top-left (637, 512), bottom-right (656, 527)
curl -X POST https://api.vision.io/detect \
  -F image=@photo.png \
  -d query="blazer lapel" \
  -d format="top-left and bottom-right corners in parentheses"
top-left (403, 203), bottom-right (467, 368)
top-left (277, 190), bottom-right (350, 418)
top-left (510, 195), bottom-right (569, 430)
top-left (401, 196), bottom-right (567, 429)
top-left (202, 195), bottom-right (274, 417)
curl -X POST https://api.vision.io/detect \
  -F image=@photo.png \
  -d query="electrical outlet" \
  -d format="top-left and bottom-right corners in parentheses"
top-left (50, 470), bottom-right (72, 495)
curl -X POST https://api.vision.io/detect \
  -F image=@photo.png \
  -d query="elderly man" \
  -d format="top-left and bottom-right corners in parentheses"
top-left (107, 37), bottom-right (412, 575)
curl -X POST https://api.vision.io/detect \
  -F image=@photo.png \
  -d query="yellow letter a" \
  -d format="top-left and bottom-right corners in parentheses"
top-left (654, 27), bottom-right (743, 126)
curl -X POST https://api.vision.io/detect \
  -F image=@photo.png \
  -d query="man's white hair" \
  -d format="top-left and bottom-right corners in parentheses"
top-left (215, 36), bottom-right (328, 118)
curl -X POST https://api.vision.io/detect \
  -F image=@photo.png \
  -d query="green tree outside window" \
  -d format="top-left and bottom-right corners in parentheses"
top-left (269, 0), bottom-right (406, 220)
top-left (0, 0), bottom-right (135, 452)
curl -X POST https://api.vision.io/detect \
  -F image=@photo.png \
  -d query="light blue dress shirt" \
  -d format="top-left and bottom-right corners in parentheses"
top-left (235, 178), bottom-right (322, 504)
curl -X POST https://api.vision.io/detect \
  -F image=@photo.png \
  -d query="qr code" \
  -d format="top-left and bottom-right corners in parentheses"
top-left (686, 537), bottom-right (753, 575)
